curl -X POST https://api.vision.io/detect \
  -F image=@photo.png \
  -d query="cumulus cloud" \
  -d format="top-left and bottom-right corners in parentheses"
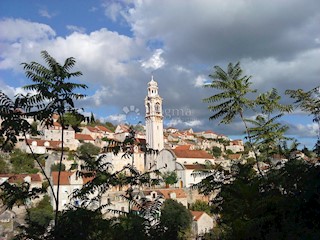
top-left (0, 18), bottom-right (56, 41)
top-left (1, 0), bottom-right (320, 148)
top-left (287, 122), bottom-right (319, 138)
top-left (194, 75), bottom-right (207, 88)
top-left (104, 114), bottom-right (126, 124)
top-left (103, 2), bottom-right (123, 22)
top-left (141, 49), bottom-right (165, 70)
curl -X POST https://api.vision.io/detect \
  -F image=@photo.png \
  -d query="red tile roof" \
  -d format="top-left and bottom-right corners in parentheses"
top-left (156, 189), bottom-right (187, 199)
top-left (85, 126), bottom-right (99, 132)
top-left (0, 174), bottom-right (41, 183)
top-left (175, 145), bottom-right (191, 150)
top-left (26, 139), bottom-right (61, 148)
top-left (191, 211), bottom-right (205, 221)
top-left (51, 171), bottom-right (73, 185)
top-left (95, 125), bottom-right (113, 133)
top-left (172, 149), bottom-right (214, 159)
top-left (51, 172), bottom-right (93, 185)
top-left (75, 133), bottom-right (94, 141)
top-left (184, 164), bottom-right (207, 170)
top-left (204, 130), bottom-right (216, 134)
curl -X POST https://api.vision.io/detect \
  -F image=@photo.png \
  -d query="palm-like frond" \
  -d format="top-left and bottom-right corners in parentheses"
top-left (0, 181), bottom-right (44, 209)
top-left (203, 62), bottom-right (256, 124)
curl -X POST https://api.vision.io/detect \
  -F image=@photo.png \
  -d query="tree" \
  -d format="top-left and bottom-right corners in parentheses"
top-left (60, 112), bottom-right (84, 132)
top-left (104, 121), bottom-right (116, 131)
top-left (211, 146), bottom-right (222, 157)
top-left (245, 114), bottom-right (290, 159)
top-left (0, 154), bottom-right (10, 174)
top-left (158, 199), bottom-right (193, 240)
top-left (161, 171), bottom-right (178, 187)
top-left (16, 195), bottom-right (54, 240)
top-left (10, 149), bottom-right (38, 174)
top-left (189, 199), bottom-right (212, 215)
top-left (77, 142), bottom-right (100, 157)
top-left (0, 51), bottom-right (89, 236)
top-left (51, 163), bottom-right (66, 172)
top-left (21, 50), bottom-right (87, 232)
top-left (210, 160), bottom-right (320, 240)
top-left (203, 62), bottom-right (256, 124)
top-left (54, 207), bottom-right (113, 240)
top-left (255, 88), bottom-right (292, 120)
top-left (203, 62), bottom-right (264, 174)
top-left (286, 86), bottom-right (320, 157)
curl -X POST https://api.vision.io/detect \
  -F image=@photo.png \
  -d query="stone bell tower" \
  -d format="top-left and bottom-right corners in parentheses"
top-left (145, 76), bottom-right (164, 150)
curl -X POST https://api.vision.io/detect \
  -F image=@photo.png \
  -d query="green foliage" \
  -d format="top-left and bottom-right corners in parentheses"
top-left (10, 196), bottom-right (53, 240)
top-left (161, 171), bottom-right (178, 186)
top-left (51, 163), bottom-right (66, 172)
top-left (255, 88), bottom-right (292, 117)
top-left (27, 195), bottom-right (53, 229)
top-left (112, 213), bottom-right (148, 240)
top-left (203, 62), bottom-right (256, 124)
top-left (207, 161), bottom-right (320, 239)
top-left (0, 154), bottom-right (10, 173)
top-left (211, 146), bottom-right (222, 157)
top-left (104, 121), bottom-right (116, 131)
top-left (225, 149), bottom-right (234, 155)
top-left (158, 199), bottom-right (193, 240)
top-left (10, 149), bottom-right (38, 174)
top-left (77, 142), bottom-right (100, 156)
top-left (286, 86), bottom-right (320, 157)
top-left (60, 112), bottom-right (84, 132)
top-left (0, 181), bottom-right (44, 209)
top-left (189, 199), bottom-right (212, 215)
top-left (30, 121), bottom-right (39, 136)
top-left (302, 145), bottom-right (313, 158)
top-left (55, 208), bottom-right (113, 240)
top-left (245, 114), bottom-right (290, 158)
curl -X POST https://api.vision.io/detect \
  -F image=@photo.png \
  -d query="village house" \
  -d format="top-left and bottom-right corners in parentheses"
top-left (0, 173), bottom-right (42, 189)
top-left (0, 210), bottom-right (15, 239)
top-left (22, 139), bottom-right (62, 154)
top-left (50, 171), bottom-right (93, 210)
top-left (226, 139), bottom-right (244, 153)
top-left (191, 211), bottom-right (214, 238)
top-left (149, 148), bottom-right (217, 188)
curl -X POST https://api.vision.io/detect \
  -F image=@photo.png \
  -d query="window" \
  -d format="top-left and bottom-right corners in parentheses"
top-left (155, 103), bottom-right (160, 113)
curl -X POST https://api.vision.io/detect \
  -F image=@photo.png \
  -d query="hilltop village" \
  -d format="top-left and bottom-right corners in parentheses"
top-left (0, 77), bottom-right (314, 239)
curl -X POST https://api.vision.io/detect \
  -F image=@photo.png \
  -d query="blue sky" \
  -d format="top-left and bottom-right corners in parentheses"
top-left (0, 0), bottom-right (319, 149)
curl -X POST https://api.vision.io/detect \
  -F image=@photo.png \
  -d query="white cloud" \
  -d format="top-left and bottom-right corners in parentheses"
top-left (87, 87), bottom-right (116, 107)
top-left (141, 49), bottom-right (165, 70)
top-left (194, 75), bottom-right (207, 88)
top-left (39, 9), bottom-right (56, 19)
top-left (103, 2), bottom-right (123, 21)
top-left (66, 25), bottom-right (86, 33)
top-left (185, 119), bottom-right (203, 127)
top-left (0, 18), bottom-right (55, 41)
top-left (166, 118), bottom-right (202, 128)
top-left (105, 114), bottom-right (126, 123)
top-left (289, 123), bottom-right (319, 138)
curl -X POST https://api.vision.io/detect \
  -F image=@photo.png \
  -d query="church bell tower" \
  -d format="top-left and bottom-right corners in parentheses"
top-left (145, 76), bottom-right (164, 150)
